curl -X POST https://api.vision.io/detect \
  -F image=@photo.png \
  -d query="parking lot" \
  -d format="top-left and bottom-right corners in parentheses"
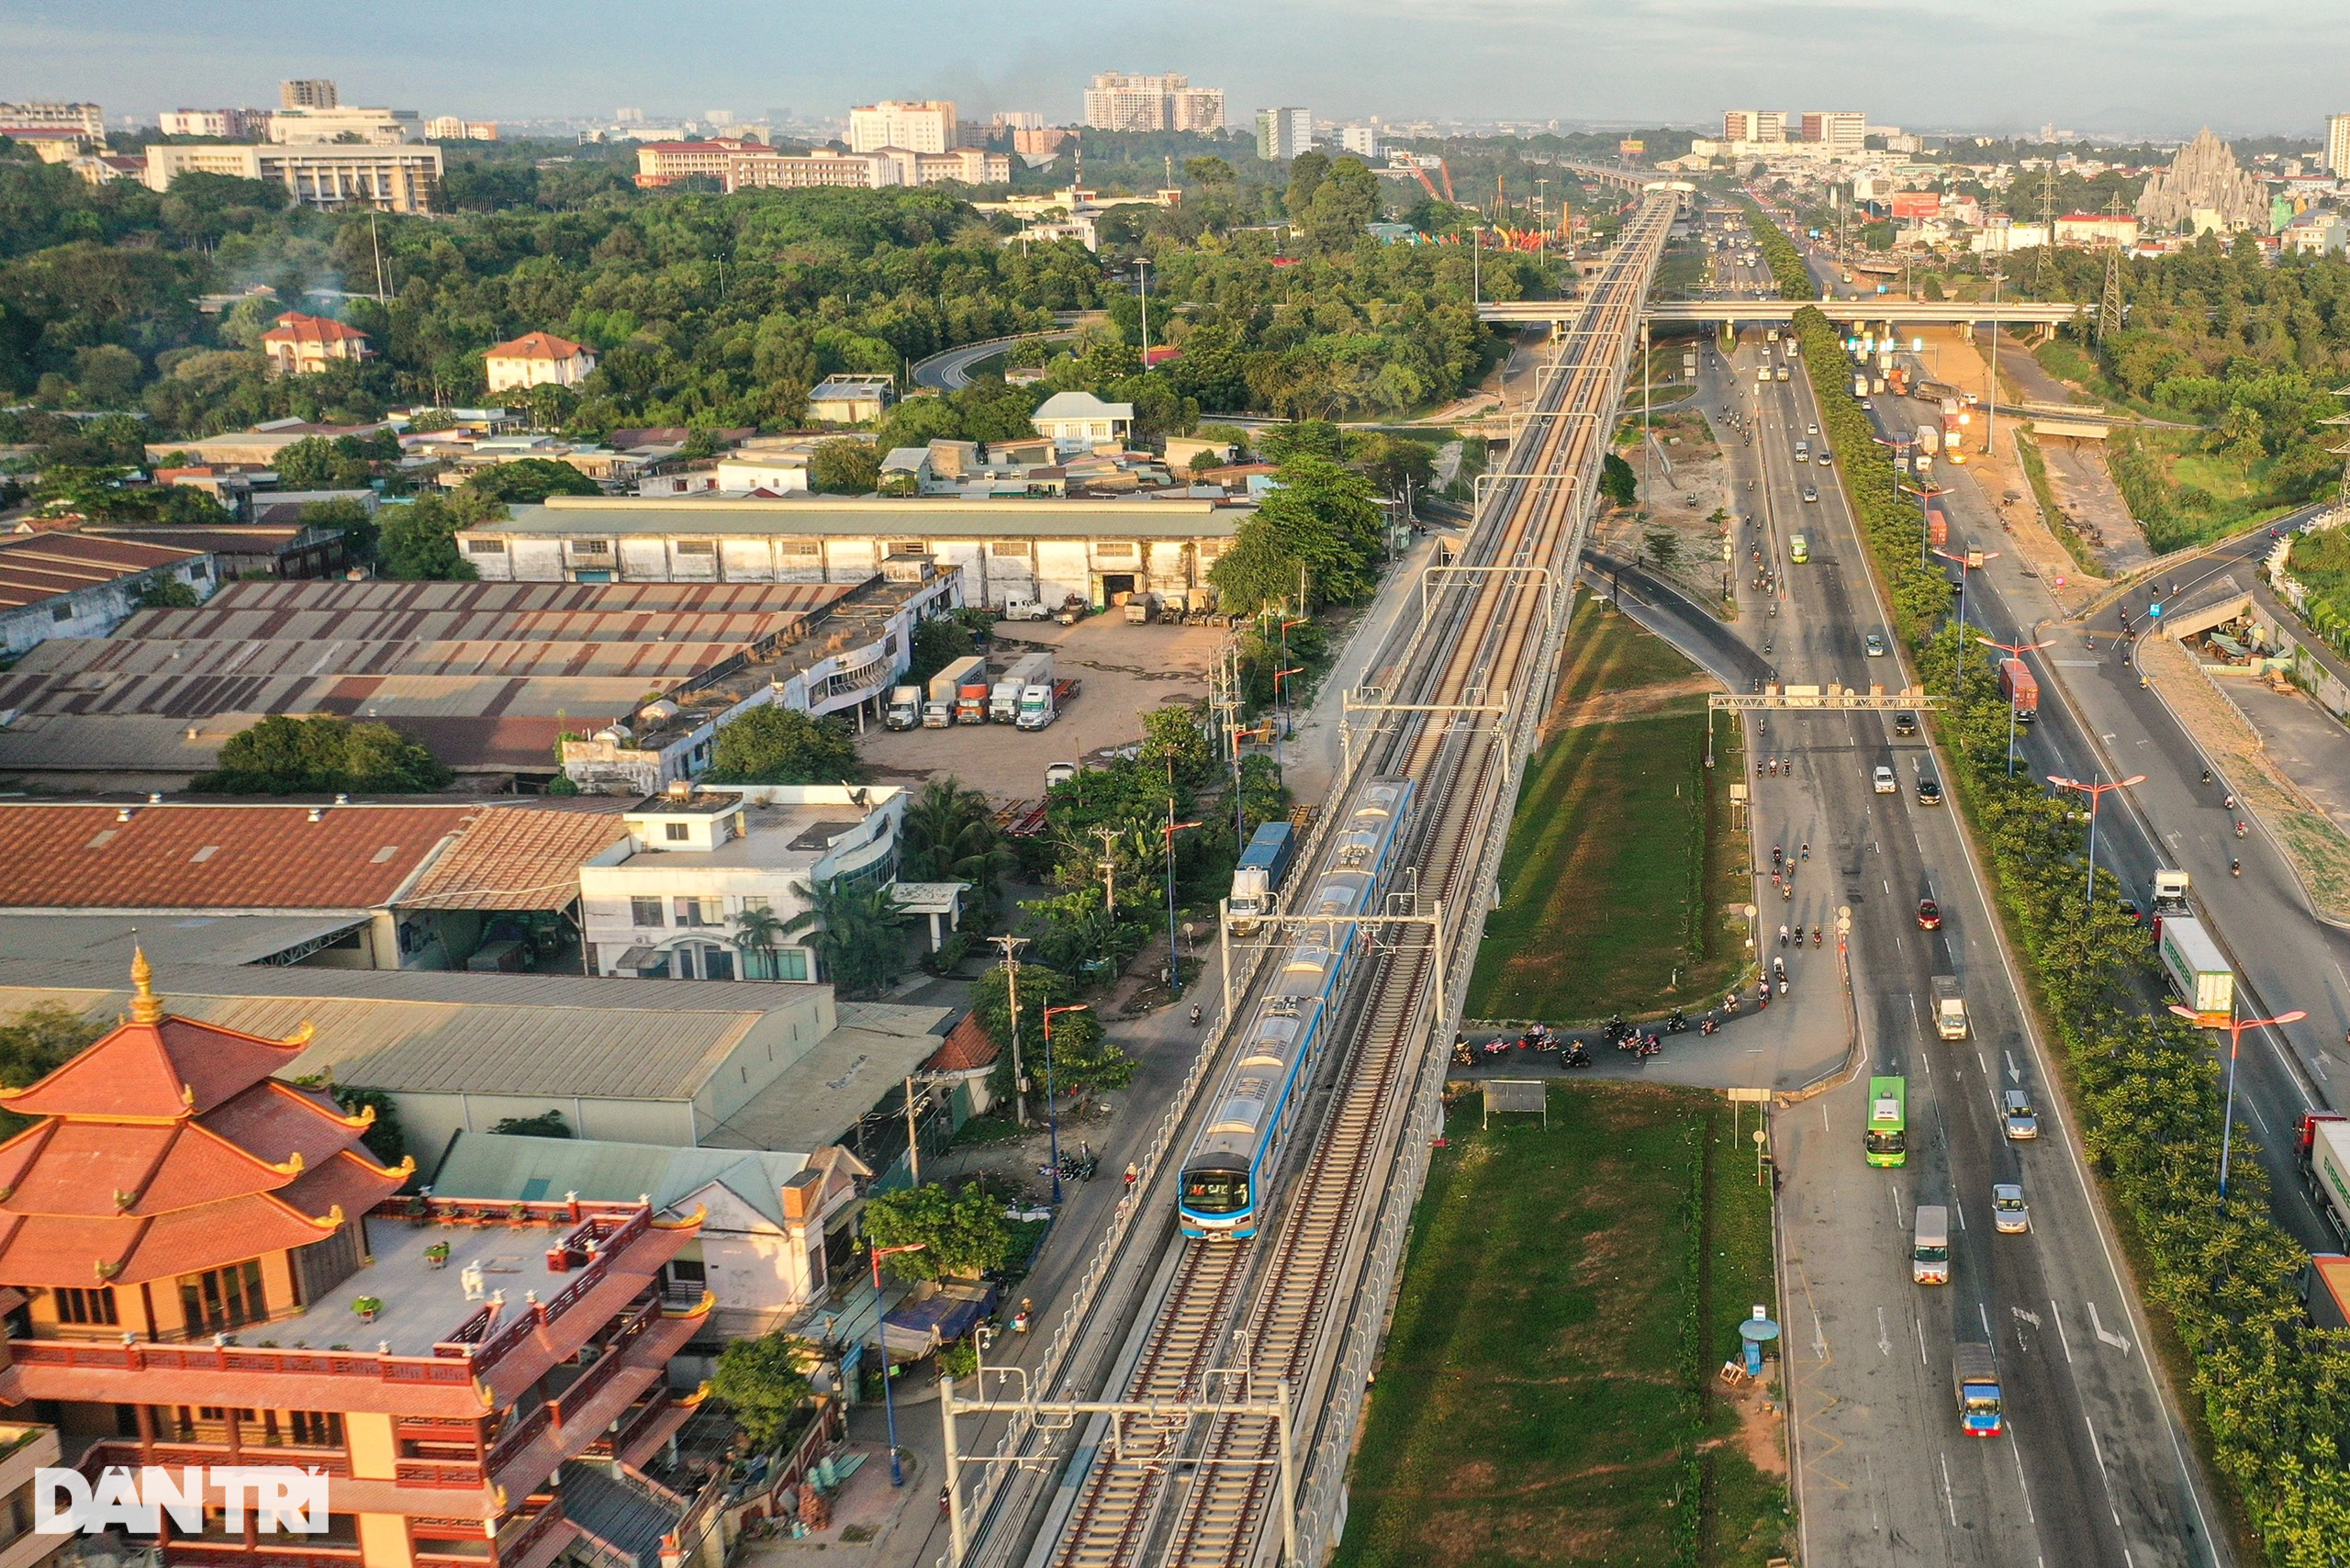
top-left (856, 611), bottom-right (1225, 803)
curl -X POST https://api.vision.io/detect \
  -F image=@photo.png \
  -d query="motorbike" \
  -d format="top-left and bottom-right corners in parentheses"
top-left (1189, 1003), bottom-right (1202, 1025)
top-left (1699, 1014), bottom-right (1718, 1036)
top-left (1634, 1038), bottom-right (1662, 1061)
top-left (1482, 1036), bottom-right (1512, 1058)
top-left (1563, 1042), bottom-right (1594, 1070)
top-left (1452, 1036), bottom-right (1475, 1067)
top-left (1667, 1009), bottom-right (1688, 1034)
top-left (2235, 821), bottom-right (2247, 838)
top-left (1812, 926), bottom-right (1822, 947)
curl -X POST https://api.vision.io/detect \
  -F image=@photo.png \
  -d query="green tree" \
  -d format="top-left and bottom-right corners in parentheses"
top-left (780, 875), bottom-right (908, 995)
top-left (193, 713), bottom-right (453, 794)
top-left (329, 1087), bottom-right (407, 1167)
top-left (1304, 157), bottom-right (1382, 252)
top-left (1642, 528), bottom-right (1681, 572)
top-left (275, 435), bottom-right (370, 491)
top-left (1601, 451), bottom-right (1638, 508)
top-left (861, 1182), bottom-right (1014, 1280)
top-left (463, 457), bottom-right (601, 504)
top-left (1143, 704), bottom-right (1216, 790)
top-left (379, 491), bottom-right (494, 581)
top-left (900, 777), bottom-right (1014, 906)
top-left (72, 343), bottom-right (142, 407)
top-left (300, 495), bottom-right (378, 555)
top-left (906, 612), bottom-right (976, 687)
top-left (705, 706), bottom-right (862, 784)
top-left (1284, 151), bottom-right (1332, 223)
top-left (488, 1110), bottom-right (570, 1138)
top-left (133, 577), bottom-right (200, 610)
top-left (709, 1331), bottom-right (815, 1452)
top-left (811, 437), bottom-right (881, 494)
top-left (1209, 454), bottom-right (1384, 611)
top-left (0, 1003), bottom-right (105, 1138)
top-left (732, 902), bottom-right (789, 980)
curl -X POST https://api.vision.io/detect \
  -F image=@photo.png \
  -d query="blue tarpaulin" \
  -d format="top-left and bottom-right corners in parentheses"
top-left (879, 1285), bottom-right (998, 1358)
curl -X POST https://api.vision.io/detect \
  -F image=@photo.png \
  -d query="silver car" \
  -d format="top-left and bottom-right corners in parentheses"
top-left (2002, 1090), bottom-right (2039, 1140)
top-left (1993, 1183), bottom-right (2030, 1233)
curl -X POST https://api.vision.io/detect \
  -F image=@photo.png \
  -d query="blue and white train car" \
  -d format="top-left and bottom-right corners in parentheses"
top-left (1179, 778), bottom-right (1415, 1238)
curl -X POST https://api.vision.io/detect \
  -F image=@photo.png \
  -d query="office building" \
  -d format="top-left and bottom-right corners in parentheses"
top-left (2328, 114), bottom-right (2350, 176)
top-left (280, 77), bottom-right (338, 109)
top-left (145, 141), bottom-right (442, 212)
top-left (1721, 109), bottom-right (1785, 143)
top-left (1257, 106), bottom-right (1313, 162)
top-left (1800, 110), bottom-right (1866, 149)
top-left (426, 116), bottom-right (498, 141)
top-left (268, 104), bottom-right (421, 144)
top-left (159, 106), bottom-right (265, 138)
top-left (1082, 71), bottom-right (1224, 133)
top-left (847, 99), bottom-right (956, 154)
top-left (993, 110), bottom-right (1045, 130)
top-left (0, 101), bottom-right (105, 137)
top-left (1337, 124), bottom-right (1381, 158)
top-left (716, 145), bottom-right (1007, 193)
top-left (632, 136), bottom-right (767, 186)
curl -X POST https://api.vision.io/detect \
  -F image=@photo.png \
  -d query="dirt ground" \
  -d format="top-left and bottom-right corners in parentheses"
top-left (1593, 404), bottom-right (1734, 606)
top-left (855, 614), bottom-right (1223, 804)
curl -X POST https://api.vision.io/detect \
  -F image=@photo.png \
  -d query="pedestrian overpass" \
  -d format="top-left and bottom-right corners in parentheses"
top-left (1478, 298), bottom-right (2083, 329)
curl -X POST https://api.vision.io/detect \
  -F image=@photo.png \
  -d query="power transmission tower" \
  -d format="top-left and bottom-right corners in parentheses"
top-left (2033, 162), bottom-right (2059, 284)
top-left (2323, 386), bottom-right (2350, 520)
top-left (2096, 193), bottom-right (2127, 351)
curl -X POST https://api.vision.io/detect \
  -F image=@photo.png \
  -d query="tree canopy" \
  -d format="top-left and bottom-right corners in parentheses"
top-left (860, 1181), bottom-right (1015, 1281)
top-left (192, 713), bottom-right (453, 794)
top-left (704, 705), bottom-right (861, 785)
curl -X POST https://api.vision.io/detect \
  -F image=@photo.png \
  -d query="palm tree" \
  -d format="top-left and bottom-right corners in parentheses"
top-left (780, 876), bottom-right (909, 996)
top-left (733, 903), bottom-right (788, 980)
top-left (901, 777), bottom-right (1015, 906)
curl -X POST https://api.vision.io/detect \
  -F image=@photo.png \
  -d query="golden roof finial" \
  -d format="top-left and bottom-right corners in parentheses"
top-left (129, 946), bottom-right (163, 1025)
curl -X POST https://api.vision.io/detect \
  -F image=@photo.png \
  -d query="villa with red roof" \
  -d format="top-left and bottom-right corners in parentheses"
top-left (483, 333), bottom-right (598, 395)
top-left (260, 314), bottom-right (373, 376)
top-left (0, 953), bottom-right (710, 1568)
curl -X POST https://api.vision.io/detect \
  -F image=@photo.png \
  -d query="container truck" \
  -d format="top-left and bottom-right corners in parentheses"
top-left (1014, 677), bottom-right (1080, 731)
top-left (2303, 1253), bottom-right (2350, 1330)
top-left (2157, 915), bottom-right (2233, 1016)
top-left (1998, 658), bottom-right (2039, 721)
top-left (955, 676), bottom-right (992, 724)
top-left (930, 655), bottom-right (983, 709)
top-left (1953, 1344), bottom-right (2004, 1437)
top-left (1228, 822), bottom-right (1299, 934)
top-left (2151, 868), bottom-right (2192, 915)
top-left (1915, 424), bottom-right (1941, 457)
top-left (2300, 1114), bottom-right (2350, 1248)
top-left (1925, 505), bottom-right (1949, 547)
top-left (885, 685), bottom-right (923, 730)
top-left (990, 652), bottom-right (1055, 722)
top-left (1931, 974), bottom-right (1967, 1039)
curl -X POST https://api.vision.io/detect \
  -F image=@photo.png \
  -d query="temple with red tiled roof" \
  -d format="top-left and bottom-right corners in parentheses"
top-left (0, 954), bottom-right (711, 1568)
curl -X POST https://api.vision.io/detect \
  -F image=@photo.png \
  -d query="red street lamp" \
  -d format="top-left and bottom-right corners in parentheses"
top-left (2047, 773), bottom-right (2143, 912)
top-left (1041, 1003), bottom-right (1091, 1204)
top-left (1976, 634), bottom-right (2053, 777)
top-left (867, 1241), bottom-right (927, 1485)
top-left (2168, 1002), bottom-right (2306, 1203)
top-left (1272, 666), bottom-right (1305, 762)
top-left (1163, 808), bottom-right (1203, 990)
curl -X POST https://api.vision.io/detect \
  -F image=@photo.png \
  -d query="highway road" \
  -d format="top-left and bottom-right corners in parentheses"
top-left (1704, 330), bottom-right (2224, 1566)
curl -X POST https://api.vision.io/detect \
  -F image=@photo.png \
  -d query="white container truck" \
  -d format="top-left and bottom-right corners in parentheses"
top-left (2299, 1114), bottom-right (2350, 1248)
top-left (2158, 915), bottom-right (2233, 1016)
top-left (1916, 423), bottom-right (1941, 457)
top-left (885, 685), bottom-right (923, 730)
top-left (1931, 974), bottom-right (1967, 1040)
top-left (990, 652), bottom-right (1054, 722)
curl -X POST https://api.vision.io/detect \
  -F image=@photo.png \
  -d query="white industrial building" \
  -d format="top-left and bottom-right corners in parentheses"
top-left (457, 496), bottom-right (1244, 611)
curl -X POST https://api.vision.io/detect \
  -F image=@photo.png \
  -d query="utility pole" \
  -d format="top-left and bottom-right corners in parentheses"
top-left (1091, 824), bottom-right (1120, 915)
top-left (988, 935), bottom-right (1030, 1125)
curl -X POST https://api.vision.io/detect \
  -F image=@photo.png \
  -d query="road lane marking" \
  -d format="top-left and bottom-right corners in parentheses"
top-left (2011, 1439), bottom-right (2039, 1525)
top-left (2088, 1301), bottom-right (2133, 1354)
top-left (1980, 1302), bottom-right (1992, 1338)
top-left (2050, 1297), bottom-right (2076, 1363)
top-left (1890, 1184), bottom-right (1903, 1226)
top-left (2005, 1050), bottom-right (2022, 1084)
top-left (1978, 1050), bottom-right (1989, 1077)
top-left (1954, 1195), bottom-right (1964, 1230)
top-left (1876, 1305), bottom-right (1890, 1358)
top-left (1940, 1451), bottom-right (1960, 1529)
top-left (1916, 1313), bottom-right (1928, 1367)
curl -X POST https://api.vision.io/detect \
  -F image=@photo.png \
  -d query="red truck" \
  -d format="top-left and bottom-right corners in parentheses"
top-left (1998, 658), bottom-right (2038, 722)
top-left (1925, 504), bottom-right (1949, 548)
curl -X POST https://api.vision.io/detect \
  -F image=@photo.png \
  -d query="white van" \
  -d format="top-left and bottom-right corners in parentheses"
top-left (1913, 1204), bottom-right (1951, 1284)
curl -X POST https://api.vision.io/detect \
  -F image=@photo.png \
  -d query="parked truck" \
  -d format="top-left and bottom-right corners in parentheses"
top-left (1998, 658), bottom-right (2039, 722)
top-left (1000, 595), bottom-right (1052, 622)
top-left (885, 685), bottom-right (923, 730)
top-left (2158, 915), bottom-right (2233, 1016)
top-left (2298, 1114), bottom-right (2350, 1248)
top-left (1931, 974), bottom-right (1967, 1039)
top-left (1124, 591), bottom-right (1160, 625)
top-left (926, 655), bottom-right (983, 728)
top-left (1953, 1343), bottom-right (2004, 1437)
top-left (990, 652), bottom-right (1055, 722)
top-left (955, 675), bottom-right (992, 724)
top-left (1015, 676), bottom-right (1080, 731)
top-left (1228, 821), bottom-right (1299, 934)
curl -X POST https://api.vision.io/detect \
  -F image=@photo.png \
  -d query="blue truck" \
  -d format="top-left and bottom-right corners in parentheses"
top-left (1228, 821), bottom-right (1298, 935)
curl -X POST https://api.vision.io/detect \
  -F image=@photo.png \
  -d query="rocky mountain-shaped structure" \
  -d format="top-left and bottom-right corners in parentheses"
top-left (2136, 128), bottom-right (2266, 233)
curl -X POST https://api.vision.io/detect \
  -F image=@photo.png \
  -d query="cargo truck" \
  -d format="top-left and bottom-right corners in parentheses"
top-left (2158, 915), bottom-right (2233, 1016)
top-left (1014, 677), bottom-right (1080, 731)
top-left (1925, 504), bottom-right (1949, 547)
top-left (1953, 1344), bottom-right (2004, 1437)
top-left (1228, 821), bottom-right (1298, 934)
top-left (885, 685), bottom-right (923, 730)
top-left (1915, 423), bottom-right (1941, 457)
top-left (2298, 1114), bottom-right (2350, 1248)
top-left (1124, 591), bottom-right (1160, 624)
top-left (1931, 974), bottom-right (1967, 1039)
top-left (1912, 1204), bottom-right (1950, 1283)
top-left (1998, 658), bottom-right (2039, 722)
top-left (1853, 375), bottom-right (1869, 398)
top-left (955, 676), bottom-right (991, 724)
top-left (2303, 1253), bottom-right (2350, 1330)
top-left (930, 655), bottom-right (983, 709)
top-left (990, 651), bottom-right (1055, 722)
top-left (2151, 868), bottom-right (2192, 915)
top-left (1886, 366), bottom-right (1910, 396)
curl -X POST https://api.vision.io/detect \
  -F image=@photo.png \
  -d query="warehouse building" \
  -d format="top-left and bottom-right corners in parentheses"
top-left (455, 495), bottom-right (1243, 611)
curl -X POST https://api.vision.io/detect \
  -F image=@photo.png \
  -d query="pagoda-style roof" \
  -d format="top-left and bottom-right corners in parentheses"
top-left (0, 952), bottom-right (408, 1288)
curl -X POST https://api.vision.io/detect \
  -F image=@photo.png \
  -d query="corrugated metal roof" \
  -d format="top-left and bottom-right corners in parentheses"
top-left (0, 912), bottom-right (369, 965)
top-left (428, 1130), bottom-right (810, 1225)
top-left (25, 633), bottom-right (796, 681)
top-left (400, 802), bottom-right (629, 911)
top-left (488, 496), bottom-right (1244, 541)
top-left (0, 535), bottom-right (199, 611)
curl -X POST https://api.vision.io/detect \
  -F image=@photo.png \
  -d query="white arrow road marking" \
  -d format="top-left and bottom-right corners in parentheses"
top-left (1876, 1305), bottom-right (1891, 1358)
top-left (2087, 1301), bottom-right (2132, 1354)
top-left (2005, 1050), bottom-right (2022, 1083)
top-left (2011, 1305), bottom-right (2042, 1328)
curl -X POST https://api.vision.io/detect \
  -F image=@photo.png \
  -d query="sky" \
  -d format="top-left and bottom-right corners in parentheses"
top-left (4, 0), bottom-right (2342, 140)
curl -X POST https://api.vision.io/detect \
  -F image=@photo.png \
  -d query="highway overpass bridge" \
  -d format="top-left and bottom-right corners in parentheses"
top-left (1479, 297), bottom-right (2082, 328)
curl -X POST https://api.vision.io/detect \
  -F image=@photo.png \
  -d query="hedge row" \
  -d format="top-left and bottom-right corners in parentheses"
top-left (1796, 304), bottom-right (2350, 1560)
top-left (1740, 200), bottom-right (1818, 303)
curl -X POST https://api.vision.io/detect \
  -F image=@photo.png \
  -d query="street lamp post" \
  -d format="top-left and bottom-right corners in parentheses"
top-left (1976, 634), bottom-right (2053, 777)
top-left (1932, 546), bottom-right (1999, 695)
top-left (1136, 256), bottom-right (1152, 372)
top-left (1042, 1003), bottom-right (1091, 1204)
top-left (868, 1241), bottom-right (927, 1486)
top-left (1162, 803), bottom-right (1202, 990)
top-left (2168, 1002), bottom-right (2306, 1204)
top-left (2048, 773), bottom-right (2144, 913)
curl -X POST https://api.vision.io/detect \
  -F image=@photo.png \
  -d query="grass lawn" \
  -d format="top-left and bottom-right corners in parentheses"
top-left (1332, 1082), bottom-right (1791, 1568)
top-left (1467, 594), bottom-right (1746, 1023)
top-left (2115, 426), bottom-right (2303, 551)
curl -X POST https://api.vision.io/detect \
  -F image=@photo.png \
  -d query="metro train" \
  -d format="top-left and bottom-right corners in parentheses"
top-left (1179, 778), bottom-right (1417, 1239)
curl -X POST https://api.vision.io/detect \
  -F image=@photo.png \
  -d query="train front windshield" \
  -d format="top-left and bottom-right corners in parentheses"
top-left (1182, 1170), bottom-right (1248, 1215)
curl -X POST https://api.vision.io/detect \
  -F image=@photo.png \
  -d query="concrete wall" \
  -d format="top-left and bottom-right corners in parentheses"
top-left (0, 554), bottom-right (218, 657)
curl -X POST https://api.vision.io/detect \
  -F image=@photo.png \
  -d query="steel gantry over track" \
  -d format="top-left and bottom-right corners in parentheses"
top-left (991, 190), bottom-right (1682, 1568)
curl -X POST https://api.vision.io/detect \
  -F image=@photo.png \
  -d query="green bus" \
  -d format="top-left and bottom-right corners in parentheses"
top-left (1865, 1076), bottom-right (1908, 1168)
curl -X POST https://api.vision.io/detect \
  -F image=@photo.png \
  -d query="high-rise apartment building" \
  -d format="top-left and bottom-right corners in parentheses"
top-left (0, 101), bottom-right (105, 137)
top-left (1800, 110), bottom-right (1866, 149)
top-left (1257, 107), bottom-right (1313, 162)
top-left (847, 100), bottom-right (956, 153)
top-left (280, 78), bottom-right (339, 110)
top-left (1721, 109), bottom-right (1786, 144)
top-left (1337, 124), bottom-right (1381, 158)
top-left (2327, 114), bottom-right (2350, 176)
top-left (1082, 72), bottom-right (1224, 133)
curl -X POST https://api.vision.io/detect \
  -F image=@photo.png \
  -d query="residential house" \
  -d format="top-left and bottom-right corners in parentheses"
top-left (260, 311), bottom-right (373, 375)
top-left (1032, 389), bottom-right (1135, 454)
top-left (878, 446), bottom-right (934, 495)
top-left (483, 331), bottom-right (599, 393)
top-left (807, 375), bottom-right (898, 423)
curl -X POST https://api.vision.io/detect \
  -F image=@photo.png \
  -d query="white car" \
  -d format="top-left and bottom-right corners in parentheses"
top-left (1993, 1183), bottom-right (2030, 1234)
top-left (1873, 765), bottom-right (1897, 794)
top-left (1807, 422), bottom-right (1818, 435)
